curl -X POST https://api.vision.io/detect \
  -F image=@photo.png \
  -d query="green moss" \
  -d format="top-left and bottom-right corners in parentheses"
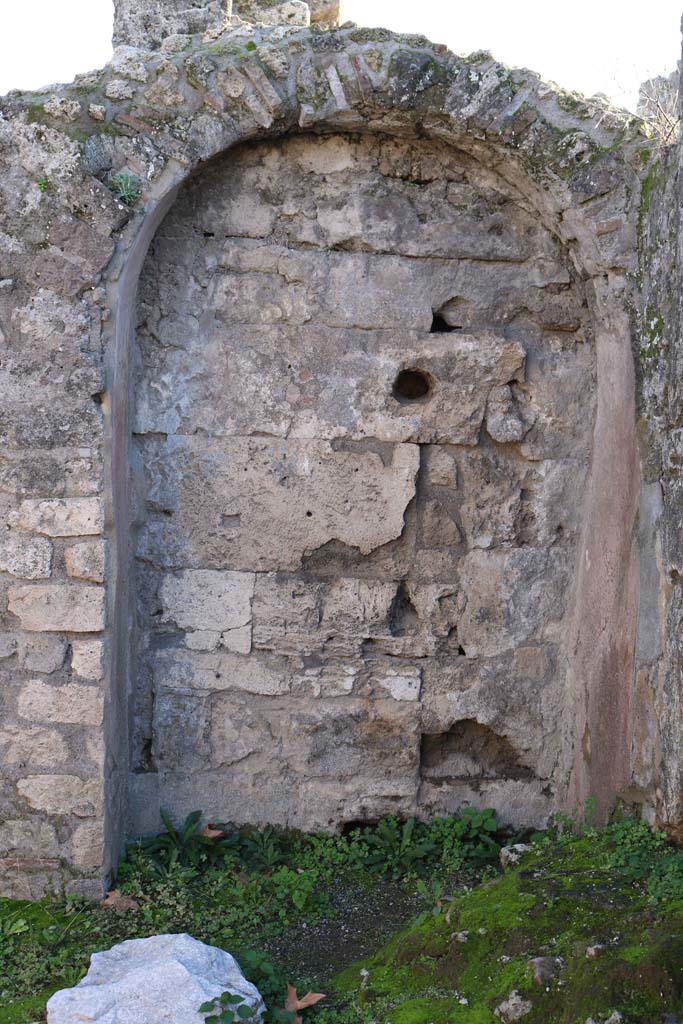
top-left (0, 991), bottom-right (56, 1024)
top-left (332, 832), bottom-right (683, 1023)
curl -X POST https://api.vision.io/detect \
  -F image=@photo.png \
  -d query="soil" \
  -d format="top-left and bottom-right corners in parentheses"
top-left (263, 876), bottom-right (428, 986)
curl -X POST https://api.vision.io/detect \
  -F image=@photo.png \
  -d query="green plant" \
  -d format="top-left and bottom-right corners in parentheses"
top-left (36, 177), bottom-right (50, 192)
top-left (240, 825), bottom-right (288, 872)
top-left (361, 817), bottom-right (437, 879)
top-left (200, 991), bottom-right (257, 1024)
top-left (134, 809), bottom-right (239, 875)
top-left (412, 878), bottom-right (450, 926)
top-left (290, 831), bottom-right (367, 878)
top-left (0, 912), bottom-right (28, 938)
top-left (108, 172), bottom-right (142, 206)
top-left (428, 808), bottom-right (501, 868)
top-left (269, 866), bottom-right (320, 918)
top-left (607, 818), bottom-right (667, 878)
top-left (237, 950), bottom-right (297, 1024)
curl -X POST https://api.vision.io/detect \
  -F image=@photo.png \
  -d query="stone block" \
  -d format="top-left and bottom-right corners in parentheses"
top-left (153, 690), bottom-right (211, 769)
top-left (0, 725), bottom-right (69, 766)
top-left (0, 819), bottom-right (58, 857)
top-left (0, 856), bottom-right (63, 900)
top-left (253, 576), bottom-right (404, 656)
top-left (71, 639), bottom-right (104, 680)
top-left (209, 695), bottom-right (420, 787)
top-left (136, 318), bottom-right (527, 447)
top-left (17, 775), bottom-right (101, 816)
top-left (235, 0), bottom-right (310, 26)
top-left (20, 634), bottom-right (66, 673)
top-left (0, 633), bottom-right (17, 659)
top-left (65, 540), bottom-right (106, 583)
top-left (127, 772), bottom-right (161, 837)
top-left (0, 533), bottom-right (52, 579)
top-left (155, 647), bottom-right (290, 695)
top-left (137, 436), bottom-right (419, 572)
top-left (362, 663), bottom-right (422, 701)
top-left (8, 584), bottom-right (105, 632)
top-left (160, 570), bottom-right (255, 633)
top-left (66, 878), bottom-right (106, 900)
top-left (70, 820), bottom-right (105, 870)
top-left (18, 680), bottom-right (103, 726)
top-left (16, 497), bottom-right (103, 537)
top-left (113, 0), bottom-right (230, 49)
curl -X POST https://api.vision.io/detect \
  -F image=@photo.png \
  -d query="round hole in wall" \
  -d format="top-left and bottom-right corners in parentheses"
top-left (392, 368), bottom-right (433, 404)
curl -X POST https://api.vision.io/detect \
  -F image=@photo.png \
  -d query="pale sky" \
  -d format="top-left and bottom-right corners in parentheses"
top-left (0, 0), bottom-right (681, 111)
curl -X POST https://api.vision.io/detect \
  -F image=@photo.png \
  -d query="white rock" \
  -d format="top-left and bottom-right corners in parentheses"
top-left (499, 843), bottom-right (533, 868)
top-left (46, 934), bottom-right (265, 1024)
top-left (494, 990), bottom-right (533, 1022)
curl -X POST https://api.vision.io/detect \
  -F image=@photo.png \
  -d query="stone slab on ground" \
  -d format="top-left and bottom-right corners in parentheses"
top-left (46, 933), bottom-right (264, 1023)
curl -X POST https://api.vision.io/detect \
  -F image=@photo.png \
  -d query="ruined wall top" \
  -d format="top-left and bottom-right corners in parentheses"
top-left (112, 0), bottom-right (339, 49)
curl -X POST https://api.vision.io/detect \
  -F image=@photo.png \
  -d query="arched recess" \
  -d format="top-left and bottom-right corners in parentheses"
top-left (101, 34), bottom-right (643, 855)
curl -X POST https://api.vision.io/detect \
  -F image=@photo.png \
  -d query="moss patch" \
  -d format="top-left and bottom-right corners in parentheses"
top-left (333, 832), bottom-right (683, 1023)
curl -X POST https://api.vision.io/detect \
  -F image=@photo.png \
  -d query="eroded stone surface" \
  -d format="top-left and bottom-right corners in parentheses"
top-left (129, 132), bottom-right (595, 832)
top-left (113, 0), bottom-right (230, 49)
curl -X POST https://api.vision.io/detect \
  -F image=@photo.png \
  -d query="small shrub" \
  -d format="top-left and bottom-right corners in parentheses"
top-left (607, 818), bottom-right (667, 878)
top-left (427, 807), bottom-right (501, 868)
top-left (133, 809), bottom-right (240, 876)
top-left (240, 825), bottom-right (288, 872)
top-left (360, 817), bottom-right (437, 879)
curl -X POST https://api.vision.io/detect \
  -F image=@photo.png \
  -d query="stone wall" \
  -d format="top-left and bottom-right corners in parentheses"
top-left (0, 0), bottom-right (661, 895)
top-left (128, 131), bottom-right (595, 832)
top-left (637, 82), bottom-right (683, 833)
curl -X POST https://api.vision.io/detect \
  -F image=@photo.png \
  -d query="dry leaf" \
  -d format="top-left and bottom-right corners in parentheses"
top-left (200, 825), bottom-right (225, 839)
top-left (284, 983), bottom-right (326, 1022)
top-left (101, 889), bottom-right (139, 914)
